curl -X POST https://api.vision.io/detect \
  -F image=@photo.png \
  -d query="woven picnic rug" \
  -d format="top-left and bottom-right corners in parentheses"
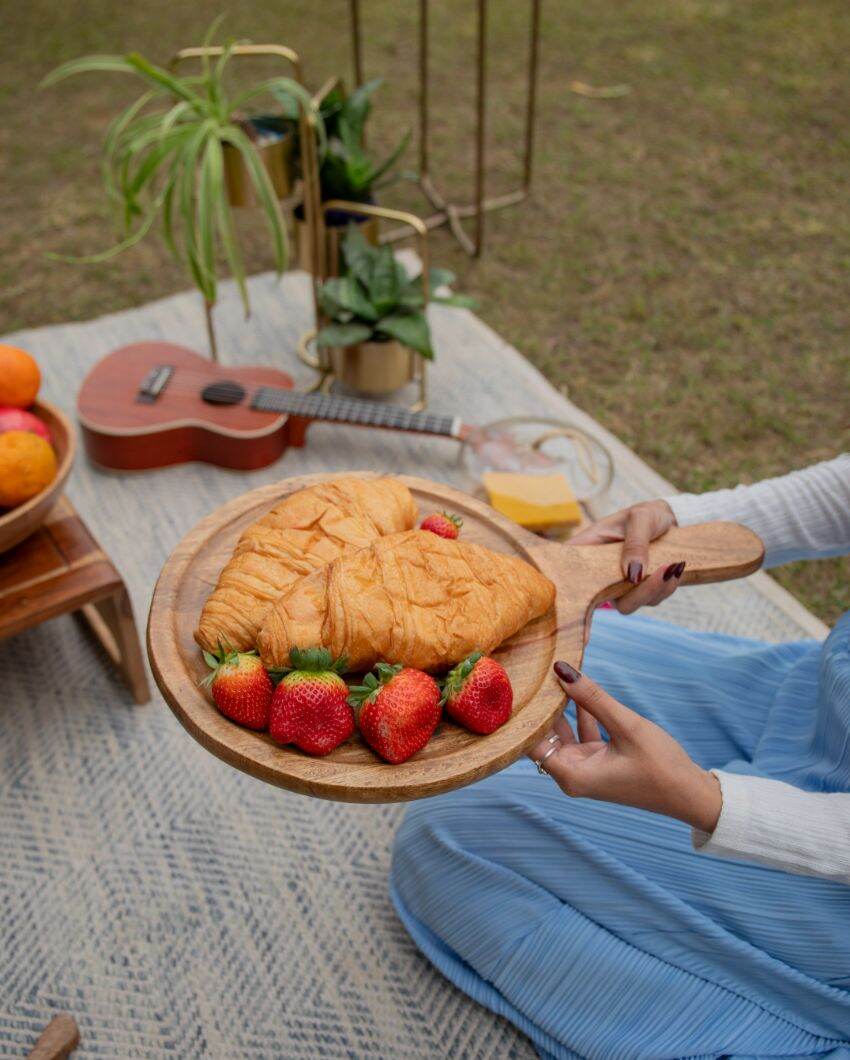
top-left (0, 269), bottom-right (823, 1058)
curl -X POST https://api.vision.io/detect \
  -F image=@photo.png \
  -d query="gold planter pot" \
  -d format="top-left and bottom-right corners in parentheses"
top-left (329, 339), bottom-right (416, 395)
top-left (224, 126), bottom-right (294, 209)
top-left (296, 212), bottom-right (380, 275)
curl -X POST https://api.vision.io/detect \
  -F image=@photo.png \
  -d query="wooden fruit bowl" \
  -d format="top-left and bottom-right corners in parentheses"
top-left (0, 400), bottom-right (76, 555)
top-left (147, 473), bottom-right (764, 803)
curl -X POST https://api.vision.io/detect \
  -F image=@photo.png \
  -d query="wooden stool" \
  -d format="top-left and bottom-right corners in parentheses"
top-left (0, 496), bottom-right (150, 703)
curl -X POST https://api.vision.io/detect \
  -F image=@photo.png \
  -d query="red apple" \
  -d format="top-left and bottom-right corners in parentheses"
top-left (0, 406), bottom-right (53, 444)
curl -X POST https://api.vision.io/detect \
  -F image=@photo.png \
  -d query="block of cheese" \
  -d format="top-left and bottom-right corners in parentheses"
top-left (482, 472), bottom-right (582, 531)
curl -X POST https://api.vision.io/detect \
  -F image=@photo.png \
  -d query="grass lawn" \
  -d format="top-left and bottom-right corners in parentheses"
top-left (2, 0), bottom-right (848, 621)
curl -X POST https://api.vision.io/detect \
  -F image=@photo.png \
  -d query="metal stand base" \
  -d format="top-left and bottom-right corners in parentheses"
top-left (352, 0), bottom-right (541, 258)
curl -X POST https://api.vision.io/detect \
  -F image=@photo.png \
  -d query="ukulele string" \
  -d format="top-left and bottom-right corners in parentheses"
top-left (145, 373), bottom-right (457, 435)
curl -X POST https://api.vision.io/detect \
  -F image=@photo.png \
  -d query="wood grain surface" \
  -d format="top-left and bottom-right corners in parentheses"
top-left (76, 342), bottom-right (294, 471)
top-left (25, 1014), bottom-right (80, 1060)
top-left (0, 495), bottom-right (150, 704)
top-left (147, 473), bottom-right (764, 803)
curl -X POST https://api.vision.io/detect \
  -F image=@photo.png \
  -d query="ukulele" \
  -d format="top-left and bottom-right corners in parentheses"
top-left (77, 342), bottom-right (470, 471)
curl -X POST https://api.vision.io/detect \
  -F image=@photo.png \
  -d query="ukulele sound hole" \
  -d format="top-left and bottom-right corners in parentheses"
top-left (202, 381), bottom-right (246, 406)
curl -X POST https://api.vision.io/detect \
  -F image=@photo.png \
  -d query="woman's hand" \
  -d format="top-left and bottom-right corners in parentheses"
top-left (571, 499), bottom-right (683, 614)
top-left (529, 661), bottom-right (722, 834)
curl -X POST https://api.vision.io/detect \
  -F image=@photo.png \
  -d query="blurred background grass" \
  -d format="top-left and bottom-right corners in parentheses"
top-left (1, 0), bottom-right (848, 620)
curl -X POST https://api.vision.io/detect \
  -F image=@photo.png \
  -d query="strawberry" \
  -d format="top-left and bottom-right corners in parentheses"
top-left (349, 663), bottom-right (442, 764)
top-left (269, 647), bottom-right (354, 756)
top-left (201, 647), bottom-right (273, 731)
top-left (441, 652), bottom-right (513, 734)
top-left (420, 511), bottom-right (463, 539)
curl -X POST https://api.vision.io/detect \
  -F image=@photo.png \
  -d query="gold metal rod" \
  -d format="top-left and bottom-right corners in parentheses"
top-left (419, 0), bottom-right (430, 177)
top-left (350, 0), bottom-right (364, 86)
top-left (473, 0), bottom-right (488, 257)
top-left (301, 112), bottom-right (326, 296)
top-left (447, 205), bottom-right (477, 255)
top-left (169, 43), bottom-right (303, 82)
top-left (523, 0), bottom-right (542, 190)
top-left (321, 200), bottom-right (428, 239)
top-left (419, 172), bottom-right (448, 211)
top-left (450, 187), bottom-right (529, 217)
top-left (380, 212), bottom-right (448, 243)
top-left (422, 173), bottom-right (528, 217)
top-left (312, 75), bottom-right (342, 107)
top-left (382, 181), bottom-right (528, 247)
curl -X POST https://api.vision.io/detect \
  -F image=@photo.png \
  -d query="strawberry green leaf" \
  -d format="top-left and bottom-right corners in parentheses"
top-left (267, 667), bottom-right (290, 686)
top-left (347, 661), bottom-right (402, 707)
top-left (440, 651), bottom-right (483, 706)
top-left (287, 646), bottom-right (348, 674)
top-left (348, 673), bottom-right (379, 708)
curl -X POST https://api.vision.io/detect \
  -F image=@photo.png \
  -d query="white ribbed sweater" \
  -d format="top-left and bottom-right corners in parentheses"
top-left (665, 453), bottom-right (850, 883)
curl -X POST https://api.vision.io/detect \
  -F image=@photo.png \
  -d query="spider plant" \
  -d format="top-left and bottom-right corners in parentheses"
top-left (316, 226), bottom-right (474, 359)
top-left (40, 24), bottom-right (319, 315)
top-left (274, 78), bottom-right (409, 204)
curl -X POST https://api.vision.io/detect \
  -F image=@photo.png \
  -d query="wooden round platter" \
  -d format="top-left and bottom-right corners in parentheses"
top-left (147, 473), bottom-right (764, 803)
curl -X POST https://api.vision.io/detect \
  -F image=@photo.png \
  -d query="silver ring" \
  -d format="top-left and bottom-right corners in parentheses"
top-left (535, 741), bottom-right (560, 775)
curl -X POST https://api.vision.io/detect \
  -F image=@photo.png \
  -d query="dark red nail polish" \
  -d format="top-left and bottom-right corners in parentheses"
top-left (663, 562), bottom-right (681, 582)
top-left (674, 561), bottom-right (687, 579)
top-left (627, 561), bottom-right (643, 585)
top-left (554, 660), bottom-right (581, 683)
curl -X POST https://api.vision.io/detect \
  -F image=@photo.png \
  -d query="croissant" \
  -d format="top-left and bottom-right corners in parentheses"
top-left (256, 529), bottom-right (556, 672)
top-left (195, 477), bottom-right (418, 653)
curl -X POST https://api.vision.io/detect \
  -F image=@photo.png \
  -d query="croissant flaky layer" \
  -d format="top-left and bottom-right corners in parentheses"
top-left (256, 529), bottom-right (556, 672)
top-left (195, 477), bottom-right (418, 653)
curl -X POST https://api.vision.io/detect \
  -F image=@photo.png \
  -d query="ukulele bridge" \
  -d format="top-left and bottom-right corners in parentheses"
top-left (136, 365), bottom-right (173, 404)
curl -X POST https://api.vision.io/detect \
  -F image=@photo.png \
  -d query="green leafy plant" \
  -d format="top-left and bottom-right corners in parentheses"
top-left (40, 20), bottom-right (319, 314)
top-left (316, 226), bottom-right (474, 359)
top-left (274, 78), bottom-right (409, 203)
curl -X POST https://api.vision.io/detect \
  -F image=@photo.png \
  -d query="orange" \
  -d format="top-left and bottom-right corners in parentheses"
top-left (0, 344), bottom-right (41, 407)
top-left (0, 430), bottom-right (57, 508)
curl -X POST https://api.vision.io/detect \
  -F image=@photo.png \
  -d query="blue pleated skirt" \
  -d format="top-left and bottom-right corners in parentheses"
top-left (391, 609), bottom-right (850, 1059)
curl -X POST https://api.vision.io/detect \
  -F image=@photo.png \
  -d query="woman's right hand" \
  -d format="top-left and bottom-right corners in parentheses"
top-left (528, 661), bottom-right (722, 834)
top-left (570, 499), bottom-right (685, 614)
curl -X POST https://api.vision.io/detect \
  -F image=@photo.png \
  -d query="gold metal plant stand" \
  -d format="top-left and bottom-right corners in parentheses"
top-left (293, 73), bottom-right (432, 410)
top-left (349, 0), bottom-right (542, 257)
top-left (297, 199), bottom-right (431, 411)
top-left (168, 43), bottom-right (323, 362)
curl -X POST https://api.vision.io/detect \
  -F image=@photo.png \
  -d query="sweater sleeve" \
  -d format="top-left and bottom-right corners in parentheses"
top-left (667, 456), bottom-right (850, 882)
top-left (692, 771), bottom-right (850, 883)
top-left (665, 454), bottom-right (850, 569)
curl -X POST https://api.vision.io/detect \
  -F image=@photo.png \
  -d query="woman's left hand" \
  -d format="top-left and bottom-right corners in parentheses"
top-left (528, 662), bottom-right (722, 834)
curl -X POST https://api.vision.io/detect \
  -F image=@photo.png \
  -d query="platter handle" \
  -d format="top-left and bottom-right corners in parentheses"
top-left (528, 520), bottom-right (765, 670)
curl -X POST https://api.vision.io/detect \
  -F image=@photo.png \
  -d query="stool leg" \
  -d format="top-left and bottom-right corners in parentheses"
top-left (82, 589), bottom-right (150, 704)
top-left (26, 1014), bottom-right (80, 1059)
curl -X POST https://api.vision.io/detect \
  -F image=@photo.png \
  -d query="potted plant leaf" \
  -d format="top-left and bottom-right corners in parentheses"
top-left (316, 226), bottom-right (473, 395)
top-left (41, 23), bottom-right (319, 359)
top-left (273, 78), bottom-right (410, 272)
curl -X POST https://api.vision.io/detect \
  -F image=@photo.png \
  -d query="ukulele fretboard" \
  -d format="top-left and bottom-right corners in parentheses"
top-left (251, 387), bottom-right (461, 438)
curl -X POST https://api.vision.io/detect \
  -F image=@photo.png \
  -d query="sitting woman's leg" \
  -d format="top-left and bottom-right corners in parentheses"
top-left (391, 612), bottom-right (850, 1059)
top-left (392, 763), bottom-right (850, 1059)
